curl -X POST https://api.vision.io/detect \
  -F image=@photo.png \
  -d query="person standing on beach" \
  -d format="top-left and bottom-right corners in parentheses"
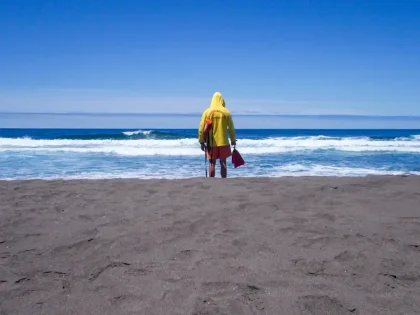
top-left (199, 92), bottom-right (236, 178)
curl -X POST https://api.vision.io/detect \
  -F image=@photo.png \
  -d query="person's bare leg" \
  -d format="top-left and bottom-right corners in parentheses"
top-left (220, 159), bottom-right (227, 178)
top-left (209, 159), bottom-right (216, 177)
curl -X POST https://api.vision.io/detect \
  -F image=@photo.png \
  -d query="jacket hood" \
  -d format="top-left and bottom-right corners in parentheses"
top-left (210, 92), bottom-right (226, 108)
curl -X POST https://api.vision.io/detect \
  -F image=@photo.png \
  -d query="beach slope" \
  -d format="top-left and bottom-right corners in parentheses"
top-left (1, 176), bottom-right (419, 314)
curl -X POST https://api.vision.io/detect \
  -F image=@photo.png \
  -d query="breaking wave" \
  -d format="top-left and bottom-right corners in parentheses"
top-left (57, 129), bottom-right (194, 140)
top-left (1, 134), bottom-right (420, 155)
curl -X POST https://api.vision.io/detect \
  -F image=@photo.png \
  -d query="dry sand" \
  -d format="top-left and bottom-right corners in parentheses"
top-left (0, 176), bottom-right (420, 314)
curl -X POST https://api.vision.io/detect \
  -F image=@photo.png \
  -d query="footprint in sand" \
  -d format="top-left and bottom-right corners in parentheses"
top-left (192, 282), bottom-right (265, 314)
top-left (297, 295), bottom-right (357, 314)
top-left (110, 294), bottom-right (144, 312)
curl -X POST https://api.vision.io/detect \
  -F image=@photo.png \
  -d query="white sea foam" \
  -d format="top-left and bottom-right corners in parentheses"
top-left (122, 130), bottom-right (152, 136)
top-left (272, 164), bottom-right (420, 177)
top-left (1, 163), bottom-right (418, 180)
top-left (1, 136), bottom-right (420, 156)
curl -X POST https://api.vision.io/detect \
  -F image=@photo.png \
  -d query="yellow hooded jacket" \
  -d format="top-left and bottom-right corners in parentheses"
top-left (198, 92), bottom-right (236, 147)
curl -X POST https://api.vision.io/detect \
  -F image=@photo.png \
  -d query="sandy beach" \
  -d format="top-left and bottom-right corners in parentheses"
top-left (1, 176), bottom-right (419, 314)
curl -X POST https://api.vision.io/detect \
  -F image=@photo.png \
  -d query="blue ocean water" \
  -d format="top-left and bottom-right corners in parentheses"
top-left (1, 128), bottom-right (420, 179)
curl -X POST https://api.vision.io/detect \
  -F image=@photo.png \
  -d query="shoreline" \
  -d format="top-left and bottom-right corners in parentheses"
top-left (1, 173), bottom-right (419, 181)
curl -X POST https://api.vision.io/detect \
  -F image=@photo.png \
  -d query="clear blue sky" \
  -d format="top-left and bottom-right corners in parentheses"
top-left (1, 0), bottom-right (419, 116)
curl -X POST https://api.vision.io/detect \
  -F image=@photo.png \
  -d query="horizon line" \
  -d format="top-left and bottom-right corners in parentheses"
top-left (1, 111), bottom-right (420, 119)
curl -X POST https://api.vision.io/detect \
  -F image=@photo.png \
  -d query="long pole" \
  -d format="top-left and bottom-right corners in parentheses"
top-left (204, 147), bottom-right (208, 177)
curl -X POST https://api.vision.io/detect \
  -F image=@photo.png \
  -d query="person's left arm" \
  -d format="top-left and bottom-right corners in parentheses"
top-left (198, 110), bottom-right (207, 151)
top-left (198, 110), bottom-right (207, 144)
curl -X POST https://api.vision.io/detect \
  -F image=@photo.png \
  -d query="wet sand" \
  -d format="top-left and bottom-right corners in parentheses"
top-left (1, 176), bottom-right (420, 314)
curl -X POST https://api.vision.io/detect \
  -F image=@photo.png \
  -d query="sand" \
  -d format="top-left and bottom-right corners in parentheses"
top-left (0, 176), bottom-right (420, 314)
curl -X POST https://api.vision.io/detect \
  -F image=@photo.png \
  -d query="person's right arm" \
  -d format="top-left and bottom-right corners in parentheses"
top-left (228, 113), bottom-right (236, 145)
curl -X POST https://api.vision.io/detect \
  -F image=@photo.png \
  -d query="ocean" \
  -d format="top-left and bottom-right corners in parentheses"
top-left (1, 128), bottom-right (420, 179)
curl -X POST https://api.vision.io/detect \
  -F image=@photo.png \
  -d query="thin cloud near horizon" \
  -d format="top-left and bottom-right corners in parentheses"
top-left (0, 88), bottom-right (416, 116)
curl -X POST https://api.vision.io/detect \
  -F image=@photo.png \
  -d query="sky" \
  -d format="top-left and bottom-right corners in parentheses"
top-left (1, 0), bottom-right (420, 127)
top-left (2, 113), bottom-right (420, 129)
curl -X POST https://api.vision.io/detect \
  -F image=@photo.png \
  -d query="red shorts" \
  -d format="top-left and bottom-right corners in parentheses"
top-left (206, 145), bottom-right (231, 160)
